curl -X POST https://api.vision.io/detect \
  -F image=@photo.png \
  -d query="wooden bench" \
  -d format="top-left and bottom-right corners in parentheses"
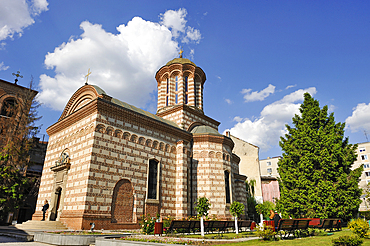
top-left (314, 218), bottom-right (342, 231)
top-left (166, 220), bottom-right (254, 234)
top-left (275, 219), bottom-right (311, 238)
top-left (294, 219), bottom-right (311, 237)
top-left (166, 220), bottom-right (199, 233)
top-left (276, 219), bottom-right (296, 238)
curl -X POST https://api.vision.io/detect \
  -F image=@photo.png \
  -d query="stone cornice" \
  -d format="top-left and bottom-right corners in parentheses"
top-left (97, 98), bottom-right (193, 142)
top-left (193, 134), bottom-right (234, 149)
top-left (156, 104), bottom-right (220, 127)
top-left (155, 63), bottom-right (206, 86)
top-left (234, 173), bottom-right (247, 181)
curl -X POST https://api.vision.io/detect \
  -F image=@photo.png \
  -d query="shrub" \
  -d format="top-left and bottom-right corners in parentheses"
top-left (348, 218), bottom-right (369, 238)
top-left (255, 223), bottom-right (277, 241)
top-left (140, 214), bottom-right (156, 235)
top-left (332, 235), bottom-right (363, 246)
top-left (255, 201), bottom-right (275, 220)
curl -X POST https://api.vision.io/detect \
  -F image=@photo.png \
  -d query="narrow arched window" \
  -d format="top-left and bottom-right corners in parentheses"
top-left (194, 81), bottom-right (197, 107)
top-left (166, 78), bottom-right (169, 106)
top-left (184, 76), bottom-right (188, 104)
top-left (147, 159), bottom-right (159, 199)
top-left (0, 98), bottom-right (16, 117)
top-left (224, 170), bottom-right (231, 204)
top-left (175, 76), bottom-right (178, 104)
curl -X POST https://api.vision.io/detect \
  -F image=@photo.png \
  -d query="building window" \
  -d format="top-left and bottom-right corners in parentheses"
top-left (361, 155), bottom-right (368, 161)
top-left (165, 78), bottom-right (169, 106)
top-left (175, 76), bottom-right (178, 104)
top-left (365, 171), bottom-right (370, 177)
top-left (360, 147), bottom-right (366, 153)
top-left (224, 170), bottom-right (231, 204)
top-left (147, 159), bottom-right (159, 199)
top-left (267, 161), bottom-right (271, 166)
top-left (0, 98), bottom-right (16, 117)
top-left (194, 82), bottom-right (197, 107)
top-left (184, 76), bottom-right (188, 104)
top-left (364, 163), bottom-right (370, 169)
top-left (267, 168), bottom-right (272, 174)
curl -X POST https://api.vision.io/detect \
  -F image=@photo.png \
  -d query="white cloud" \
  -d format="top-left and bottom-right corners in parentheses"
top-left (0, 0), bottom-right (48, 41)
top-left (38, 9), bottom-right (201, 111)
top-left (159, 8), bottom-right (187, 38)
top-left (225, 99), bottom-right (232, 105)
top-left (182, 27), bottom-right (201, 44)
top-left (0, 62), bottom-right (9, 71)
top-left (346, 103), bottom-right (370, 133)
top-left (159, 8), bottom-right (201, 44)
top-left (226, 87), bottom-right (317, 151)
top-left (285, 84), bottom-right (296, 89)
top-left (233, 116), bottom-right (243, 122)
top-left (242, 84), bottom-right (276, 102)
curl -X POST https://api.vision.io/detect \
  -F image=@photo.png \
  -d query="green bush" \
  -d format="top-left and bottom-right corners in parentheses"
top-left (255, 201), bottom-right (275, 220)
top-left (332, 235), bottom-right (363, 246)
top-left (255, 223), bottom-right (277, 241)
top-left (140, 214), bottom-right (156, 235)
top-left (348, 218), bottom-right (369, 238)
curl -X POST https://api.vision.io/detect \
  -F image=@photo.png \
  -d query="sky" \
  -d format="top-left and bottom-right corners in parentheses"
top-left (1, 0), bottom-right (370, 159)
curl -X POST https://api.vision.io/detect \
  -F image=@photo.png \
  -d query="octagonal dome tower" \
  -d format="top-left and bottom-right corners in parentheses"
top-left (155, 55), bottom-right (219, 131)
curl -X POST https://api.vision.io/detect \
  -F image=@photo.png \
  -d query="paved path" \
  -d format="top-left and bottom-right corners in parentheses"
top-left (0, 236), bottom-right (47, 246)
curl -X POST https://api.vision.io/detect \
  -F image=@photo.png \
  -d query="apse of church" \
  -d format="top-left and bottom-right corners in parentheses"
top-left (33, 57), bottom-right (248, 230)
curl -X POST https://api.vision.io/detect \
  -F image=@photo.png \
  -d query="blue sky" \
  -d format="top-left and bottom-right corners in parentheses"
top-left (1, 0), bottom-right (370, 159)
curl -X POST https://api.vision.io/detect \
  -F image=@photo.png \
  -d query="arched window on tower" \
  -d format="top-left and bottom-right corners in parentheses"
top-left (194, 81), bottom-right (197, 107)
top-left (166, 78), bottom-right (169, 106)
top-left (184, 76), bottom-right (188, 104)
top-left (0, 98), bottom-right (16, 117)
top-left (175, 76), bottom-right (178, 104)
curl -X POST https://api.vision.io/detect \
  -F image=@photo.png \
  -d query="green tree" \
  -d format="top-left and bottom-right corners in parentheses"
top-left (256, 201), bottom-right (275, 220)
top-left (245, 179), bottom-right (259, 222)
top-left (230, 201), bottom-right (245, 234)
top-left (277, 93), bottom-right (362, 220)
top-left (0, 80), bottom-right (40, 224)
top-left (195, 196), bottom-right (211, 237)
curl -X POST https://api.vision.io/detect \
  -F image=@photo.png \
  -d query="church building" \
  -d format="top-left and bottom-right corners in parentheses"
top-left (33, 56), bottom-right (248, 230)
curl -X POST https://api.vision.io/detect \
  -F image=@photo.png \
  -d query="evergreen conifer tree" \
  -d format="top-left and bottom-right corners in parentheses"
top-left (277, 93), bottom-right (362, 220)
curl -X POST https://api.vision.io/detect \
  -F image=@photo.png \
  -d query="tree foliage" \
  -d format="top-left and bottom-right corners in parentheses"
top-left (230, 201), bottom-right (245, 218)
top-left (0, 80), bottom-right (41, 224)
top-left (277, 93), bottom-right (362, 220)
top-left (256, 201), bottom-right (275, 220)
top-left (194, 196), bottom-right (211, 217)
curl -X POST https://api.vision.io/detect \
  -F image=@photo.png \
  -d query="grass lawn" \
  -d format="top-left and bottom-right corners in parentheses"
top-left (165, 229), bottom-right (370, 245)
top-left (218, 230), bottom-right (370, 246)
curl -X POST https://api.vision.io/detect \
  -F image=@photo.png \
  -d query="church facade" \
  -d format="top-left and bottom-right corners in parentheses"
top-left (33, 57), bottom-right (248, 230)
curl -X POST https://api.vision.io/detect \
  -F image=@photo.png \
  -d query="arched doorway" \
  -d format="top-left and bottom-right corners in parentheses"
top-left (111, 179), bottom-right (133, 223)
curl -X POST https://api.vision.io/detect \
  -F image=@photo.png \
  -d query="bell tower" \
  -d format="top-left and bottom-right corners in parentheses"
top-left (155, 55), bottom-right (220, 131)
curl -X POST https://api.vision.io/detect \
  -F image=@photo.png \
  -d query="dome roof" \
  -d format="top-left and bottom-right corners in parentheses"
top-left (190, 125), bottom-right (222, 136)
top-left (166, 58), bottom-right (196, 66)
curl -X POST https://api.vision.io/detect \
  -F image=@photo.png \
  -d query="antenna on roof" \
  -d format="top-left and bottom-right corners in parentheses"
top-left (12, 71), bottom-right (23, 84)
top-left (365, 130), bottom-right (369, 142)
top-left (85, 68), bottom-right (91, 85)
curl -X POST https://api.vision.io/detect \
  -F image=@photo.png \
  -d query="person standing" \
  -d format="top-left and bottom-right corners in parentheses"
top-left (41, 200), bottom-right (49, 221)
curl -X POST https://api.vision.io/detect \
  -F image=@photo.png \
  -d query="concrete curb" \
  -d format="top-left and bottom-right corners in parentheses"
top-left (34, 232), bottom-right (131, 246)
